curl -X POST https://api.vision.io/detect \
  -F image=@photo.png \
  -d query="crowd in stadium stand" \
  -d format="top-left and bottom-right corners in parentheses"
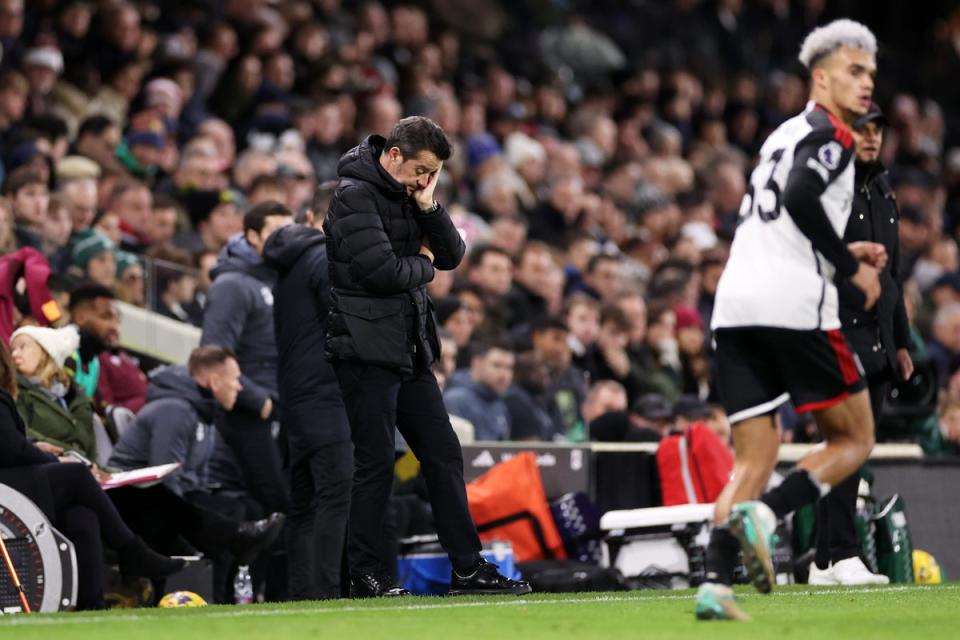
top-left (1, 0), bottom-right (960, 605)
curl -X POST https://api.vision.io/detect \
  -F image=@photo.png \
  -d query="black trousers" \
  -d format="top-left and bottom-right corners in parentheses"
top-left (333, 361), bottom-right (481, 578)
top-left (286, 440), bottom-right (352, 600)
top-left (813, 374), bottom-right (889, 567)
top-left (44, 463), bottom-right (138, 610)
top-left (220, 410), bottom-right (290, 514)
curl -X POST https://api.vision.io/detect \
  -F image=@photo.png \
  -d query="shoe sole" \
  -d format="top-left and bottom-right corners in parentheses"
top-left (448, 585), bottom-right (533, 596)
top-left (728, 508), bottom-right (774, 595)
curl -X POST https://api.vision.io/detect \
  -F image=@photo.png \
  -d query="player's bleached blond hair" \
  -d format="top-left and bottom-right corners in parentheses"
top-left (798, 19), bottom-right (877, 70)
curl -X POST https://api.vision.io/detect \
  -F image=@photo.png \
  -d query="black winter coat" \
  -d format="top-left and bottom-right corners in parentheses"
top-left (201, 235), bottom-right (278, 414)
top-left (263, 224), bottom-right (351, 460)
top-left (0, 388), bottom-right (57, 468)
top-left (324, 135), bottom-right (465, 373)
top-left (838, 160), bottom-right (910, 377)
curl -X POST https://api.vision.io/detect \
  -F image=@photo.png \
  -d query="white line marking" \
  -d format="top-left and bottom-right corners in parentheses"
top-left (2, 584), bottom-right (955, 627)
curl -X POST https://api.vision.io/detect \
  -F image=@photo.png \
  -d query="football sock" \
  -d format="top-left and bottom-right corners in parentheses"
top-left (761, 469), bottom-right (829, 520)
top-left (704, 526), bottom-right (740, 586)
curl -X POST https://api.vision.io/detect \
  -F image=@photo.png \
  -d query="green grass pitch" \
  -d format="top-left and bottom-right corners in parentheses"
top-left (2, 583), bottom-right (956, 639)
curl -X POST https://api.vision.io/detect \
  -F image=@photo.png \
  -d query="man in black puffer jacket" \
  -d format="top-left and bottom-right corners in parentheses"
top-left (325, 116), bottom-right (530, 597)
top-left (263, 195), bottom-right (352, 600)
top-left (812, 102), bottom-right (913, 586)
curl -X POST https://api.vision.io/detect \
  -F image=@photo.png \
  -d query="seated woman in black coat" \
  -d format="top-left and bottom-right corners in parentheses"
top-left (0, 341), bottom-right (184, 610)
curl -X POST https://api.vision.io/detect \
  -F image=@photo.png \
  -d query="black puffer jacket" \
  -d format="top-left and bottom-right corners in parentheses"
top-left (324, 135), bottom-right (465, 373)
top-left (838, 160), bottom-right (910, 376)
top-left (263, 224), bottom-right (351, 460)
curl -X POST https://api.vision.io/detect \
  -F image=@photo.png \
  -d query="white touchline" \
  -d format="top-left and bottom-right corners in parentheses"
top-left (2, 584), bottom-right (955, 627)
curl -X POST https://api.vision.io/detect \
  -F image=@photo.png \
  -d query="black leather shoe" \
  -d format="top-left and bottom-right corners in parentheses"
top-left (117, 537), bottom-right (186, 579)
top-left (448, 560), bottom-right (532, 596)
top-left (350, 573), bottom-right (411, 598)
top-left (231, 512), bottom-right (286, 565)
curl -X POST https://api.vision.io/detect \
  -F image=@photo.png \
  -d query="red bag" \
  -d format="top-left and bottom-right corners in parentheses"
top-left (656, 422), bottom-right (733, 506)
top-left (466, 451), bottom-right (567, 562)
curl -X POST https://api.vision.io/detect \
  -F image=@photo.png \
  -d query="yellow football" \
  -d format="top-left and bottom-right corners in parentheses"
top-left (158, 591), bottom-right (208, 608)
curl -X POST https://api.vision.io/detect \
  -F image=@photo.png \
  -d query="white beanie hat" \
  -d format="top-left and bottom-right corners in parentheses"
top-left (11, 325), bottom-right (80, 369)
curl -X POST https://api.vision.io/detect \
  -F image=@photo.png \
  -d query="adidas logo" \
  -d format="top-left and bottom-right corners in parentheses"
top-left (471, 450), bottom-right (496, 467)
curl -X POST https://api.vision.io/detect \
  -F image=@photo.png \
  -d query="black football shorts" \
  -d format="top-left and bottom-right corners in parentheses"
top-left (714, 326), bottom-right (866, 425)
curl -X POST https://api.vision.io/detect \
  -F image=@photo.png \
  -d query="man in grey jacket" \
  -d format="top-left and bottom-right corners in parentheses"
top-left (443, 340), bottom-right (515, 441)
top-left (109, 346), bottom-right (242, 497)
top-left (200, 201), bottom-right (293, 514)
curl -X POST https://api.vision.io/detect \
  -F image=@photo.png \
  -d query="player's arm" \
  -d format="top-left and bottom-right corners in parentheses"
top-left (782, 128), bottom-right (859, 278)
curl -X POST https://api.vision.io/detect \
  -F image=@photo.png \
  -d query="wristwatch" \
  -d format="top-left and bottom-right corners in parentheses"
top-left (421, 200), bottom-right (440, 214)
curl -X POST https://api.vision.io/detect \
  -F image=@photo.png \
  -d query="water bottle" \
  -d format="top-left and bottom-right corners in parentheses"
top-left (233, 565), bottom-right (253, 605)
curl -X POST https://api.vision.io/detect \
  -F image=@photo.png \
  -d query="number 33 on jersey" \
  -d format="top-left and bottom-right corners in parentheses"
top-left (714, 101), bottom-right (855, 332)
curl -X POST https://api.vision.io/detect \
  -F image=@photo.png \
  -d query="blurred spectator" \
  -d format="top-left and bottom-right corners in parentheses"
top-left (4, 165), bottom-right (47, 249)
top-left (444, 340), bottom-right (514, 441)
top-left (928, 302), bottom-right (960, 384)
top-left (65, 284), bottom-right (148, 414)
top-left (564, 293), bottom-right (600, 368)
top-left (581, 379), bottom-right (628, 427)
top-left (505, 350), bottom-right (558, 442)
top-left (114, 251), bottom-right (145, 307)
top-left (585, 304), bottom-right (642, 402)
top-left (57, 158), bottom-right (99, 235)
top-left (10, 324), bottom-right (95, 459)
top-left (147, 244), bottom-right (201, 326)
top-left (506, 241), bottom-right (554, 329)
top-left (919, 396), bottom-right (960, 457)
top-left (70, 229), bottom-right (116, 287)
top-left (529, 316), bottom-right (587, 440)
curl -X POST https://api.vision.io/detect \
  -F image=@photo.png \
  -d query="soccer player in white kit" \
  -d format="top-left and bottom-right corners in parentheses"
top-left (695, 19), bottom-right (884, 621)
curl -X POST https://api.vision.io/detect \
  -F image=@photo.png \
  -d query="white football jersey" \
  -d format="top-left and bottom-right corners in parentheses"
top-left (712, 101), bottom-right (856, 331)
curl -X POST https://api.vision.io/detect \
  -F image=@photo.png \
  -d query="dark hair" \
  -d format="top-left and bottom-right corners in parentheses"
top-left (249, 174), bottom-right (284, 196)
top-left (599, 304), bottom-right (632, 332)
top-left (517, 241), bottom-right (554, 267)
top-left (188, 345), bottom-right (236, 376)
top-left (586, 252), bottom-right (621, 274)
top-left (470, 337), bottom-right (515, 360)
top-left (68, 283), bottom-right (116, 311)
top-left (3, 166), bottom-right (46, 195)
top-left (77, 114), bottom-right (116, 139)
top-left (152, 192), bottom-right (181, 212)
top-left (383, 116), bottom-right (452, 162)
top-left (303, 180), bottom-right (338, 225)
top-left (243, 200), bottom-right (293, 234)
top-left (530, 315), bottom-right (568, 336)
top-left (146, 244), bottom-right (194, 292)
top-left (468, 244), bottom-right (512, 269)
top-left (0, 341), bottom-right (17, 398)
top-left (23, 115), bottom-right (69, 143)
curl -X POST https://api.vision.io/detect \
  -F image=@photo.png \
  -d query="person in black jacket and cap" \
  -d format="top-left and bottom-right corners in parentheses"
top-left (262, 191), bottom-right (353, 600)
top-left (810, 102), bottom-right (914, 586)
top-left (324, 116), bottom-right (530, 597)
top-left (200, 201), bottom-right (293, 516)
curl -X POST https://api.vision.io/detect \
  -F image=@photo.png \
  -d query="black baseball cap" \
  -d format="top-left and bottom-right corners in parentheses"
top-left (854, 102), bottom-right (889, 131)
top-left (632, 394), bottom-right (673, 421)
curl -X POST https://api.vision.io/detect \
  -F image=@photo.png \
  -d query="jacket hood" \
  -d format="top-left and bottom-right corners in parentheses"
top-left (146, 365), bottom-right (218, 422)
top-left (262, 224), bottom-right (325, 274)
top-left (337, 135), bottom-right (406, 196)
top-left (210, 233), bottom-right (273, 282)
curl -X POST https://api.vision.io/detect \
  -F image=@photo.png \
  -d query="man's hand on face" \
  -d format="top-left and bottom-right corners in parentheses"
top-left (414, 164), bottom-right (442, 211)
